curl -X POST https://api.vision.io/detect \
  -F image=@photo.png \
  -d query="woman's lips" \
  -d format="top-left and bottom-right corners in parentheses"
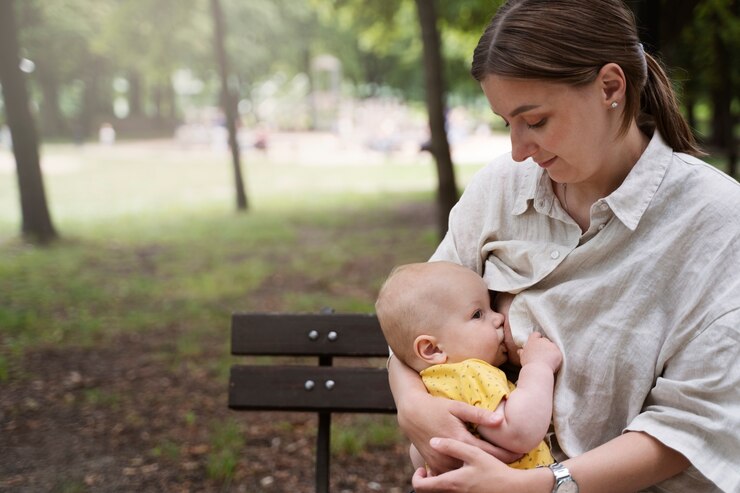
top-left (537, 156), bottom-right (557, 169)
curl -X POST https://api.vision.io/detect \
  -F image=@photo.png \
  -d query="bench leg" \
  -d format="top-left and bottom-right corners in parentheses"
top-left (316, 411), bottom-right (331, 493)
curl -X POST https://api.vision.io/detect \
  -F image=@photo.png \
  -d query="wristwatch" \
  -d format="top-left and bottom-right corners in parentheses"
top-left (548, 462), bottom-right (579, 493)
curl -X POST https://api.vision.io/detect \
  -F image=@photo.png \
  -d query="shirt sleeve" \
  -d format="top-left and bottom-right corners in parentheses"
top-left (429, 165), bottom-right (495, 273)
top-left (624, 308), bottom-right (740, 493)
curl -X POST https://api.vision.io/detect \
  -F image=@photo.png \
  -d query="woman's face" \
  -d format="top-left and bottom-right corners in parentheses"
top-left (480, 74), bottom-right (616, 185)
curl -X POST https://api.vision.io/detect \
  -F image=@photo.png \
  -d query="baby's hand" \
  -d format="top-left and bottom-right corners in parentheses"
top-left (517, 332), bottom-right (562, 372)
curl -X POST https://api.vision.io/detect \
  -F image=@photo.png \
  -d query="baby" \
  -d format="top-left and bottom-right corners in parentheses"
top-left (375, 261), bottom-right (562, 470)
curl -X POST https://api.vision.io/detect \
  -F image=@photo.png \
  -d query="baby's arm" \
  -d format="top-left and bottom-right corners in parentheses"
top-left (478, 332), bottom-right (562, 453)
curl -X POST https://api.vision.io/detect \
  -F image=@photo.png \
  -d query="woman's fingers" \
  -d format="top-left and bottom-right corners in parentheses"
top-left (412, 439), bottom-right (509, 492)
top-left (446, 401), bottom-right (524, 463)
top-left (429, 437), bottom-right (482, 463)
top-left (448, 400), bottom-right (502, 428)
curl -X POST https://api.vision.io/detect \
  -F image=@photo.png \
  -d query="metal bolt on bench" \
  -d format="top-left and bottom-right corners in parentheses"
top-left (228, 311), bottom-right (397, 493)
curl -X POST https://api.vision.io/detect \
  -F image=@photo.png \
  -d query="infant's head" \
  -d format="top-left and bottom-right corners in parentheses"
top-left (376, 261), bottom-right (507, 372)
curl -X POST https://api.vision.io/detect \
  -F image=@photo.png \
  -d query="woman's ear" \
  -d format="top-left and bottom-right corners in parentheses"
top-left (597, 62), bottom-right (627, 107)
top-left (413, 335), bottom-right (447, 365)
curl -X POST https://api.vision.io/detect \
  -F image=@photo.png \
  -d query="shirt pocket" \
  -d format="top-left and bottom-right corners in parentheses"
top-left (482, 240), bottom-right (569, 292)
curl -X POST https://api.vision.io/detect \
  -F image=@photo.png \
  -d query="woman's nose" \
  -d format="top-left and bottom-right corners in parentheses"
top-left (510, 128), bottom-right (537, 162)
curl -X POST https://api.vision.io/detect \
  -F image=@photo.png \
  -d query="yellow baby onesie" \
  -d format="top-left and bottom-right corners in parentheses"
top-left (420, 358), bottom-right (554, 469)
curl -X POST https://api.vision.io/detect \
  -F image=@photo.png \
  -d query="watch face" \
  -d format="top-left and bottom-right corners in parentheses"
top-left (557, 480), bottom-right (579, 493)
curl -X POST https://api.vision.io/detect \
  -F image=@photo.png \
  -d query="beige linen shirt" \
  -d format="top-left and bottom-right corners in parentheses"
top-left (431, 132), bottom-right (740, 492)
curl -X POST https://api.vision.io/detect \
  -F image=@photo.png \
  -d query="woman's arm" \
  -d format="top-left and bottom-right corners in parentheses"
top-left (388, 354), bottom-right (520, 473)
top-left (564, 431), bottom-right (689, 492)
top-left (411, 431), bottom-right (689, 492)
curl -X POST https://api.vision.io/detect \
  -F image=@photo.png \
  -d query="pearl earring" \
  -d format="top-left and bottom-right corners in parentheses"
top-left (611, 101), bottom-right (619, 109)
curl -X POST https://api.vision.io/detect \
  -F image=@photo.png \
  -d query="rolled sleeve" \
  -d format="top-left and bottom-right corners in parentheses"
top-left (625, 309), bottom-right (740, 493)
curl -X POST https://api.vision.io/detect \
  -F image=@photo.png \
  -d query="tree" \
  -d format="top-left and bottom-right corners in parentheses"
top-left (211, 0), bottom-right (248, 211)
top-left (414, 0), bottom-right (457, 237)
top-left (95, 0), bottom-right (203, 124)
top-left (15, 0), bottom-right (111, 140)
top-left (636, 0), bottom-right (739, 177)
top-left (0, 0), bottom-right (57, 244)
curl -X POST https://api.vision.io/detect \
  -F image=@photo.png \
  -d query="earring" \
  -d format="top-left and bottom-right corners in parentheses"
top-left (611, 101), bottom-right (619, 109)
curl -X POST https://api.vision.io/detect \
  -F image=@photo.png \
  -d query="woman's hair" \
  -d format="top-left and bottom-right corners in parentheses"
top-left (471, 0), bottom-right (702, 155)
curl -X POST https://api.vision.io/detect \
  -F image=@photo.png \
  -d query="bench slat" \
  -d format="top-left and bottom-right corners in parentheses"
top-left (231, 313), bottom-right (389, 357)
top-left (228, 365), bottom-right (396, 413)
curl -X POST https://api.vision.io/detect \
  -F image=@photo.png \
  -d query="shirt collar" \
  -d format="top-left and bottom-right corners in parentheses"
top-left (605, 131), bottom-right (671, 230)
top-left (511, 131), bottom-right (672, 231)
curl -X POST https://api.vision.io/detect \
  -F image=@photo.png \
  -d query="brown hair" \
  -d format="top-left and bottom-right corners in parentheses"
top-left (471, 0), bottom-right (702, 155)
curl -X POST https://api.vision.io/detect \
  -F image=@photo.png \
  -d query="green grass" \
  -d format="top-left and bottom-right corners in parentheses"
top-left (0, 141), bottom-right (472, 376)
top-left (82, 388), bottom-right (121, 407)
top-left (206, 418), bottom-right (245, 481)
top-left (331, 415), bottom-right (403, 456)
top-left (151, 440), bottom-right (181, 461)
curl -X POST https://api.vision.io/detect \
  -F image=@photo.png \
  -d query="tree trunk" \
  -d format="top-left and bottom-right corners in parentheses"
top-left (165, 81), bottom-right (177, 121)
top-left (128, 70), bottom-right (143, 118)
top-left (414, 0), bottom-right (457, 239)
top-left (152, 84), bottom-right (163, 120)
top-left (0, 0), bottom-right (57, 244)
top-left (79, 64), bottom-right (102, 140)
top-left (37, 67), bottom-right (66, 138)
top-left (211, 0), bottom-right (248, 211)
top-left (710, 15), bottom-right (731, 146)
top-left (683, 84), bottom-right (698, 142)
top-left (708, 7), bottom-right (737, 178)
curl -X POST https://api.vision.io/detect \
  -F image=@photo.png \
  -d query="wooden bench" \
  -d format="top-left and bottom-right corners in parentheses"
top-left (228, 312), bottom-right (397, 493)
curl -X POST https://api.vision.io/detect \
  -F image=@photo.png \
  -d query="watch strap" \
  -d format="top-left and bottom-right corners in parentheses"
top-left (548, 462), bottom-right (578, 493)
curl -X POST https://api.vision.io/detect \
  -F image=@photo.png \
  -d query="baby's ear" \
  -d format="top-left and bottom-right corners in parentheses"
top-left (413, 335), bottom-right (447, 365)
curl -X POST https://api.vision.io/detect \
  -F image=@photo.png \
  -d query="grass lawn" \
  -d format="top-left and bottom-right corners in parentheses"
top-left (0, 140), bottom-right (489, 491)
top-left (0, 141), bottom-right (484, 357)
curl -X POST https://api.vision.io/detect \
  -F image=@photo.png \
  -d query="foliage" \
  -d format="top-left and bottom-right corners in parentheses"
top-left (6, 0), bottom-right (735, 142)
top-left (95, 0), bottom-right (204, 84)
top-left (678, 0), bottom-right (740, 98)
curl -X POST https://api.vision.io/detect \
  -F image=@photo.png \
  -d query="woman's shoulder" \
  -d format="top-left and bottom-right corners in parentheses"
top-left (670, 152), bottom-right (740, 207)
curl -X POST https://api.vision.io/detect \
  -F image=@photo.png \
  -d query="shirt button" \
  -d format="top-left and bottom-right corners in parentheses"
top-left (550, 250), bottom-right (560, 259)
top-left (598, 223), bottom-right (605, 231)
top-left (599, 203), bottom-right (609, 211)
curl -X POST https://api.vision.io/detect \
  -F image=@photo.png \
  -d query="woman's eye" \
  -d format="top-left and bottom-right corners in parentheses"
top-left (472, 310), bottom-right (483, 319)
top-left (527, 118), bottom-right (546, 129)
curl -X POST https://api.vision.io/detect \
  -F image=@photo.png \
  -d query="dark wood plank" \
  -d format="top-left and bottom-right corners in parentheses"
top-left (231, 313), bottom-right (389, 357)
top-left (228, 365), bottom-right (396, 413)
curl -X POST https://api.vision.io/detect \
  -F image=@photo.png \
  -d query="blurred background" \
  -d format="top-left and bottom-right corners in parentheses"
top-left (0, 0), bottom-right (737, 492)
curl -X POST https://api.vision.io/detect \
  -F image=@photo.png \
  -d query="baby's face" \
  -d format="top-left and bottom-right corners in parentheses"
top-left (433, 267), bottom-right (507, 366)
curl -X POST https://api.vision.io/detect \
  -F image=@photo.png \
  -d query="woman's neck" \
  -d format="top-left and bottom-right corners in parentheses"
top-left (557, 122), bottom-right (650, 231)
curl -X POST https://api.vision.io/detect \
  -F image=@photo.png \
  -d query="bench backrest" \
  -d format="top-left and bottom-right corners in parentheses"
top-left (228, 313), bottom-right (396, 413)
top-left (227, 312), bottom-right (397, 493)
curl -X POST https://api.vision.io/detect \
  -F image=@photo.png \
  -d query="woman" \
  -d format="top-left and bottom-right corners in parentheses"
top-left (388, 1), bottom-right (740, 492)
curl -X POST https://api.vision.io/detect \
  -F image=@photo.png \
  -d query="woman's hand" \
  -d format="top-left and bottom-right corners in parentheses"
top-left (411, 438), bottom-right (549, 492)
top-left (401, 396), bottom-right (522, 473)
top-left (389, 355), bottom-right (522, 473)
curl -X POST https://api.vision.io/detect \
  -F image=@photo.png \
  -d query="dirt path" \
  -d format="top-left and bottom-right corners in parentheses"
top-left (1, 327), bottom-right (414, 492)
